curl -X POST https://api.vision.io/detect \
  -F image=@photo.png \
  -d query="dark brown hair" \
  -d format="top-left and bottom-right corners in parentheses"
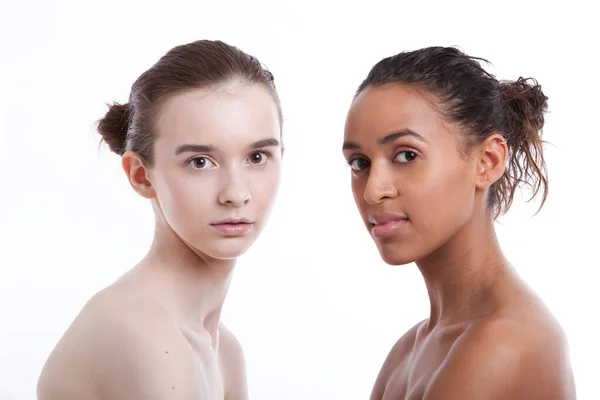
top-left (97, 40), bottom-right (281, 165)
top-left (356, 46), bottom-right (549, 218)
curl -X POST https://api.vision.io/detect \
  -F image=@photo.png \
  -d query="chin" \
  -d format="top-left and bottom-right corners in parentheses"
top-left (375, 241), bottom-right (418, 266)
top-left (196, 235), bottom-right (258, 261)
top-left (380, 253), bottom-right (415, 266)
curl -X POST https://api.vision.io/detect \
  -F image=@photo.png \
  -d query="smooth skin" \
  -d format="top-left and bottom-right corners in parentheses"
top-left (37, 83), bottom-right (283, 400)
top-left (343, 84), bottom-right (576, 400)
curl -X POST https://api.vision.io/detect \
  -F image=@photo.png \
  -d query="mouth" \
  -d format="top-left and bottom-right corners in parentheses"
top-left (369, 213), bottom-right (409, 239)
top-left (210, 218), bottom-right (254, 237)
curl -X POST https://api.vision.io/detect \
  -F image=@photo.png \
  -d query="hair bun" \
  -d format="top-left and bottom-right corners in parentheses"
top-left (500, 77), bottom-right (548, 133)
top-left (499, 77), bottom-right (549, 214)
top-left (97, 103), bottom-right (131, 155)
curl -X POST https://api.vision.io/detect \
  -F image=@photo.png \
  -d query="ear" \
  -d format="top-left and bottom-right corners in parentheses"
top-left (122, 151), bottom-right (156, 199)
top-left (280, 142), bottom-right (285, 158)
top-left (474, 134), bottom-right (508, 190)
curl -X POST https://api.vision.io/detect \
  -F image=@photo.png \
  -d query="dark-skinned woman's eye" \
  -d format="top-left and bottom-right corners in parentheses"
top-left (349, 158), bottom-right (371, 171)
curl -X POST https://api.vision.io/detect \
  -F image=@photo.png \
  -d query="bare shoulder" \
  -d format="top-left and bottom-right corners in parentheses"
top-left (37, 286), bottom-right (197, 400)
top-left (218, 323), bottom-right (248, 400)
top-left (423, 315), bottom-right (576, 400)
top-left (219, 323), bottom-right (244, 355)
top-left (370, 320), bottom-right (425, 399)
top-left (384, 320), bottom-right (425, 364)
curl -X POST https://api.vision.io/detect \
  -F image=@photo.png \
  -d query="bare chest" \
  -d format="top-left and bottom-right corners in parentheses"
top-left (182, 330), bottom-right (226, 399)
top-left (381, 331), bottom-right (462, 400)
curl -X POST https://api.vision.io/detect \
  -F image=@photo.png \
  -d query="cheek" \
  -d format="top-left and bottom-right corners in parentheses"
top-left (410, 160), bottom-right (474, 228)
top-left (249, 165), bottom-right (281, 209)
top-left (351, 178), bottom-right (371, 225)
top-left (155, 169), bottom-right (214, 224)
top-left (351, 178), bottom-right (365, 207)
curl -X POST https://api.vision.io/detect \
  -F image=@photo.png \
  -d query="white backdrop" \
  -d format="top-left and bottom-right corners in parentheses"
top-left (1, 0), bottom-right (598, 399)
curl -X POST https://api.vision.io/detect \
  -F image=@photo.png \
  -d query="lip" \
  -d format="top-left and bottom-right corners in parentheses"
top-left (210, 218), bottom-right (254, 237)
top-left (370, 213), bottom-right (408, 238)
top-left (212, 218), bottom-right (252, 225)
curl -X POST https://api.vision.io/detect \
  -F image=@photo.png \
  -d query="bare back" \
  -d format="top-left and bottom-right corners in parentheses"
top-left (37, 273), bottom-right (247, 400)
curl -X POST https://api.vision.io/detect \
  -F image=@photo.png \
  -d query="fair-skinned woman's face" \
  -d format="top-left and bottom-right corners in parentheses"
top-left (136, 83), bottom-right (282, 260)
top-left (343, 84), bottom-right (483, 266)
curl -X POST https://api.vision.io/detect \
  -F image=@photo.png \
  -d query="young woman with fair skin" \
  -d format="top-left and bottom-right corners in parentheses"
top-left (343, 47), bottom-right (576, 400)
top-left (37, 40), bottom-right (283, 400)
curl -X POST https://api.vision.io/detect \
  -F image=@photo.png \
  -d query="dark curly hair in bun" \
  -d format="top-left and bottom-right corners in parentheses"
top-left (357, 47), bottom-right (549, 218)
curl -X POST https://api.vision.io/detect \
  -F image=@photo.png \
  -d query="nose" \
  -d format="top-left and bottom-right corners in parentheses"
top-left (218, 168), bottom-right (251, 206)
top-left (363, 163), bottom-right (399, 205)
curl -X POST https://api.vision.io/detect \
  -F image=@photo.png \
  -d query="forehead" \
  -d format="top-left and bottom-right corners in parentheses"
top-left (345, 84), bottom-right (448, 141)
top-left (155, 83), bottom-right (280, 148)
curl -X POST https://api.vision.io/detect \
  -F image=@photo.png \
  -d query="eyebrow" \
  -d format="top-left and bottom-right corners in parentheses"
top-left (250, 138), bottom-right (280, 149)
top-left (175, 144), bottom-right (216, 155)
top-left (342, 129), bottom-right (426, 150)
top-left (175, 138), bottom-right (280, 155)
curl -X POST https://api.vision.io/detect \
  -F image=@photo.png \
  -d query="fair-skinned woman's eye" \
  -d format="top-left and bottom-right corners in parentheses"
top-left (188, 156), bottom-right (216, 170)
top-left (349, 157), bottom-right (371, 171)
top-left (247, 151), bottom-right (270, 166)
top-left (394, 151), bottom-right (418, 163)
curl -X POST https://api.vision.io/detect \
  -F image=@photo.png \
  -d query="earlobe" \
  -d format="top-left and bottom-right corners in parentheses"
top-left (122, 151), bottom-right (156, 199)
top-left (475, 134), bottom-right (508, 190)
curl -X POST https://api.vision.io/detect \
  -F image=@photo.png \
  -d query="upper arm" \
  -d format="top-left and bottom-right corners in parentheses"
top-left (98, 324), bottom-right (200, 400)
top-left (218, 324), bottom-right (248, 400)
top-left (370, 322), bottom-right (423, 400)
top-left (423, 320), bottom-right (574, 400)
top-left (37, 294), bottom-right (200, 400)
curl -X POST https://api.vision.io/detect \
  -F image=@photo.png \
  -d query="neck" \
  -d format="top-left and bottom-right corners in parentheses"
top-left (140, 216), bottom-right (236, 340)
top-left (416, 211), bottom-right (515, 329)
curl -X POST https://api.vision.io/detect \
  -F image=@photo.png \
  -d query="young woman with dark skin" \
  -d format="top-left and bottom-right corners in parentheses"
top-left (343, 47), bottom-right (576, 400)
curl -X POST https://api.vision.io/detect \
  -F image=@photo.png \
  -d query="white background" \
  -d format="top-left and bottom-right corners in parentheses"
top-left (1, 0), bottom-right (598, 399)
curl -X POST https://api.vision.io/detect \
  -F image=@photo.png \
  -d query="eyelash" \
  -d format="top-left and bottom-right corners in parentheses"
top-left (246, 150), bottom-right (273, 166)
top-left (187, 150), bottom-right (274, 170)
top-left (253, 149), bottom-right (273, 161)
top-left (347, 150), bottom-right (419, 172)
top-left (187, 156), bottom-right (216, 170)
